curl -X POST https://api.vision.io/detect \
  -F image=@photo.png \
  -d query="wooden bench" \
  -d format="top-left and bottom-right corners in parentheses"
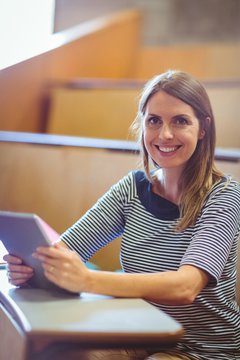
top-left (45, 78), bottom-right (240, 148)
top-left (0, 132), bottom-right (139, 270)
top-left (0, 132), bottom-right (239, 271)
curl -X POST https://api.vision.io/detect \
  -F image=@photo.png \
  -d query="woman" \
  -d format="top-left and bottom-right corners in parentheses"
top-left (4, 70), bottom-right (240, 360)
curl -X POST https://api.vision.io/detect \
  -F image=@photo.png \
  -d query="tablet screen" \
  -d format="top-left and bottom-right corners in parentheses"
top-left (0, 211), bottom-right (65, 292)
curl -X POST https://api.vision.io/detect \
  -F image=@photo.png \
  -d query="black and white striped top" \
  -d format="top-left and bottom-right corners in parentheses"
top-left (61, 171), bottom-right (240, 360)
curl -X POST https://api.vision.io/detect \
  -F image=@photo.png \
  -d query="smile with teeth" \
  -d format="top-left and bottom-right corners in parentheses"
top-left (156, 145), bottom-right (181, 153)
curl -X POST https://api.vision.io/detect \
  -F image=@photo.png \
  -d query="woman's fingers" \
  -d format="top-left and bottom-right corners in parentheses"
top-left (42, 263), bottom-right (59, 283)
top-left (33, 247), bottom-right (68, 279)
top-left (6, 265), bottom-right (34, 286)
top-left (3, 254), bottom-right (23, 264)
top-left (33, 244), bottom-right (75, 266)
top-left (3, 254), bottom-right (34, 286)
top-left (32, 245), bottom-right (86, 293)
top-left (36, 244), bottom-right (66, 257)
top-left (7, 263), bottom-right (33, 273)
top-left (9, 278), bottom-right (31, 286)
top-left (7, 270), bottom-right (33, 281)
top-left (32, 246), bottom-right (64, 264)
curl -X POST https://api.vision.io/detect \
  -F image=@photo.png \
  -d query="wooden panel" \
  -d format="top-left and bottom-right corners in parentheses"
top-left (47, 88), bottom-right (139, 140)
top-left (0, 142), bottom-right (139, 230)
top-left (134, 44), bottom-right (240, 80)
top-left (215, 161), bottom-right (240, 183)
top-left (0, 142), bottom-right (139, 270)
top-left (0, 10), bottom-right (142, 133)
top-left (0, 140), bottom-right (239, 270)
top-left (207, 87), bottom-right (240, 148)
top-left (46, 83), bottom-right (240, 148)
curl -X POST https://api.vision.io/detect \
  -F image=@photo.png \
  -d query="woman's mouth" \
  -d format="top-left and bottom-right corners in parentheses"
top-left (155, 145), bottom-right (181, 154)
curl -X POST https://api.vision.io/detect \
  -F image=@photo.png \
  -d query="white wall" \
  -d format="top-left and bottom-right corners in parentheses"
top-left (0, 0), bottom-right (55, 69)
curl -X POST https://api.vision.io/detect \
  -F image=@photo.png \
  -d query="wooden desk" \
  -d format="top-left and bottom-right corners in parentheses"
top-left (0, 270), bottom-right (184, 360)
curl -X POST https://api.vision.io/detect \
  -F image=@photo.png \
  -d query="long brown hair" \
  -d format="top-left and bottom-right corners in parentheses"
top-left (132, 70), bottom-right (223, 230)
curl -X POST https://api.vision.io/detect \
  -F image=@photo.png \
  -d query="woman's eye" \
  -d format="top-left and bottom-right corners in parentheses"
top-left (146, 117), bottom-right (161, 128)
top-left (174, 117), bottom-right (188, 126)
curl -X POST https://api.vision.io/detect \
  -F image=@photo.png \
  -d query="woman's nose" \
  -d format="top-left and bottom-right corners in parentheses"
top-left (158, 124), bottom-right (174, 140)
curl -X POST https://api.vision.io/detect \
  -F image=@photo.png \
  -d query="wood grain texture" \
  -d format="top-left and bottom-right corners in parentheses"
top-left (0, 138), bottom-right (239, 270)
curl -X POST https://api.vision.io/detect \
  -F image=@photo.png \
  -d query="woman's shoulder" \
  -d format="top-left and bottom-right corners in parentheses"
top-left (111, 170), bottom-right (146, 196)
top-left (206, 175), bottom-right (240, 204)
top-left (212, 175), bottom-right (239, 192)
top-left (116, 170), bottom-right (145, 185)
top-left (132, 170), bottom-right (151, 191)
top-left (118, 170), bottom-right (149, 187)
top-left (132, 170), bottom-right (148, 182)
top-left (121, 170), bottom-right (153, 199)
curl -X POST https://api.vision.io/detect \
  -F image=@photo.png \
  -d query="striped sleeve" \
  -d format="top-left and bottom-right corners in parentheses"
top-left (60, 172), bottom-right (133, 262)
top-left (181, 179), bottom-right (240, 285)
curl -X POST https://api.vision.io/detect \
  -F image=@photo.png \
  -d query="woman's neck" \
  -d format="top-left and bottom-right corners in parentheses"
top-left (153, 168), bottom-right (183, 205)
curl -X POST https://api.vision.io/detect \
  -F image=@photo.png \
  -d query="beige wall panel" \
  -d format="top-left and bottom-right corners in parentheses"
top-left (208, 87), bottom-right (240, 148)
top-left (0, 141), bottom-right (238, 270)
top-left (0, 140), bottom-right (239, 270)
top-left (47, 85), bottom-right (240, 148)
top-left (0, 142), bottom-right (139, 270)
top-left (47, 88), bottom-right (139, 140)
top-left (134, 44), bottom-right (240, 81)
top-left (215, 161), bottom-right (240, 183)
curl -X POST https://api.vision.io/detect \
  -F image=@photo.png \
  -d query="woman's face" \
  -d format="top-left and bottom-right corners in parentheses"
top-left (143, 90), bottom-right (204, 172)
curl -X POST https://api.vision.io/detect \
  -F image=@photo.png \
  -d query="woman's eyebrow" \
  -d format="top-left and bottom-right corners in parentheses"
top-left (172, 113), bottom-right (193, 121)
top-left (147, 113), bottom-right (162, 118)
top-left (172, 113), bottom-right (191, 118)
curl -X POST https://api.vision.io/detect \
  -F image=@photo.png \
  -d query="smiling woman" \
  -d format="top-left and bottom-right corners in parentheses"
top-left (4, 70), bottom-right (240, 360)
top-left (131, 71), bottom-right (221, 231)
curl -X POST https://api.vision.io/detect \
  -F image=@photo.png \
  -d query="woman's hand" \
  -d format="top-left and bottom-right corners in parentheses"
top-left (3, 254), bottom-right (34, 286)
top-left (32, 243), bottom-right (89, 293)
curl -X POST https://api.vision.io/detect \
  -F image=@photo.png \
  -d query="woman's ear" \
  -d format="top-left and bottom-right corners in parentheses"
top-left (199, 129), bottom-right (205, 139)
top-left (199, 117), bottom-right (211, 139)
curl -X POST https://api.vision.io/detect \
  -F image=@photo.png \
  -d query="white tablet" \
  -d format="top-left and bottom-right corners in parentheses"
top-left (0, 211), bottom-right (68, 293)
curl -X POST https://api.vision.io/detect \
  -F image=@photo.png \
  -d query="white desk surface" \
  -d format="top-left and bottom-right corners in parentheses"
top-left (0, 269), bottom-right (184, 347)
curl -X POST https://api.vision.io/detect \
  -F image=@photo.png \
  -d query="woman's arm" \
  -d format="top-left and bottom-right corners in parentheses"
top-left (87, 264), bottom-right (209, 305)
top-left (33, 243), bottom-right (209, 305)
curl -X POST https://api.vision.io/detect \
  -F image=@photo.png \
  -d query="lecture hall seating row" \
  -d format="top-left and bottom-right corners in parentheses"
top-left (45, 78), bottom-right (240, 149)
top-left (0, 131), bottom-right (239, 271)
top-left (0, 7), bottom-right (240, 139)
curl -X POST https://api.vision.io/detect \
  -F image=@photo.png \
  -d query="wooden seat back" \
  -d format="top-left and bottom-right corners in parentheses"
top-left (0, 132), bottom-right (239, 271)
top-left (46, 79), bottom-right (240, 148)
